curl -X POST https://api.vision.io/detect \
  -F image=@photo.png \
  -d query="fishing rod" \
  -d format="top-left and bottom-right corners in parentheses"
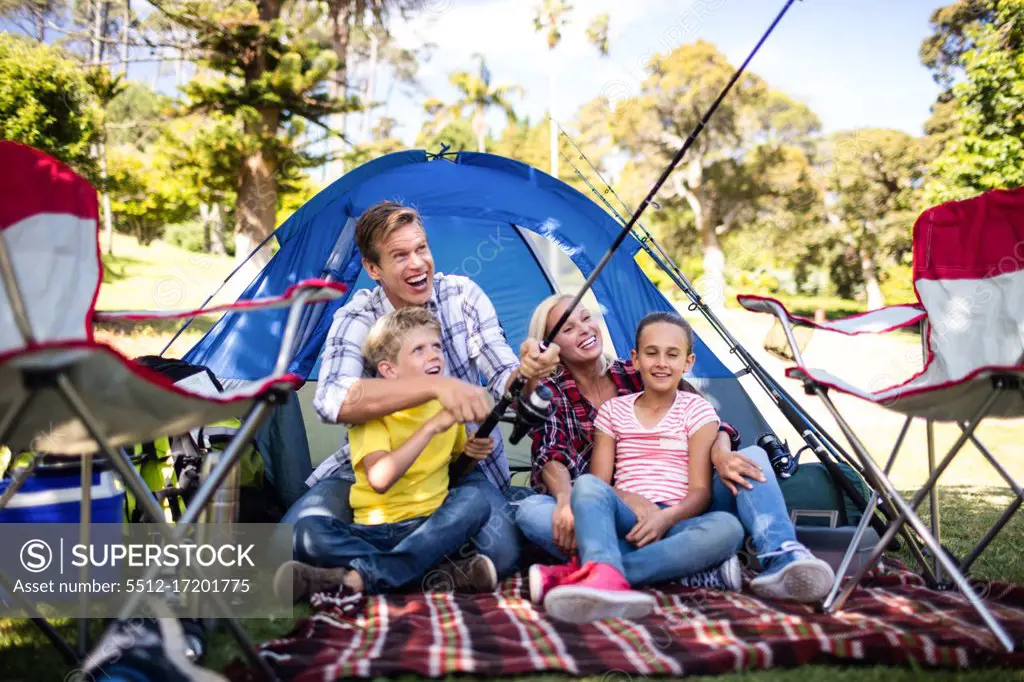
top-left (557, 122), bottom-right (909, 545)
top-left (470, 0), bottom-right (803, 448)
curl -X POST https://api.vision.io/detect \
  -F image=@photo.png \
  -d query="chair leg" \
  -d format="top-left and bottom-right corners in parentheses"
top-left (53, 375), bottom-right (281, 681)
top-left (0, 570), bottom-right (80, 665)
top-left (959, 426), bottom-right (1023, 573)
top-left (78, 453), bottom-right (93, 657)
top-left (823, 416), bottom-right (912, 610)
top-left (817, 388), bottom-right (1015, 652)
top-left (926, 420), bottom-right (942, 585)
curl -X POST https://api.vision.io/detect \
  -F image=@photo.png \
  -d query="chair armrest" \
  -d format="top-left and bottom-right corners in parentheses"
top-left (737, 295), bottom-right (925, 335)
top-left (93, 279), bottom-right (347, 323)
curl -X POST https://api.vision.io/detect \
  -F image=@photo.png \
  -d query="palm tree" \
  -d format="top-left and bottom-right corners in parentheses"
top-left (448, 55), bottom-right (521, 153)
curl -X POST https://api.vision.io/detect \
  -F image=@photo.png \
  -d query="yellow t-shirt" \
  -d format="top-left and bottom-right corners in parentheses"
top-left (348, 399), bottom-right (467, 525)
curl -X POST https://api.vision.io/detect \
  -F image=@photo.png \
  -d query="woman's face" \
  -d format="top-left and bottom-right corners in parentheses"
top-left (546, 299), bottom-right (604, 366)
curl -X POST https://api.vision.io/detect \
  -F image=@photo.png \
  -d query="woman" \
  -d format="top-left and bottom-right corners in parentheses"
top-left (515, 294), bottom-right (835, 604)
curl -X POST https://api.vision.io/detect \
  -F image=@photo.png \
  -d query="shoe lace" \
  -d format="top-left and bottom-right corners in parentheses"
top-left (757, 540), bottom-right (811, 562)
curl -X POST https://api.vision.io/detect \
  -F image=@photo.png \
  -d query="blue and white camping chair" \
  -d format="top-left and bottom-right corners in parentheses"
top-left (0, 141), bottom-right (346, 677)
top-left (739, 187), bottom-right (1024, 652)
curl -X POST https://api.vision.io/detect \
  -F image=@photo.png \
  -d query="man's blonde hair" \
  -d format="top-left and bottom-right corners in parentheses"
top-left (363, 306), bottom-right (442, 369)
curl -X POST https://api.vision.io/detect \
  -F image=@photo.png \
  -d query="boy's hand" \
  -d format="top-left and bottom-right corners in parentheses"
top-left (519, 339), bottom-right (560, 380)
top-left (433, 377), bottom-right (492, 423)
top-left (462, 436), bottom-right (494, 461)
top-left (429, 408), bottom-right (458, 434)
top-left (626, 508), bottom-right (674, 548)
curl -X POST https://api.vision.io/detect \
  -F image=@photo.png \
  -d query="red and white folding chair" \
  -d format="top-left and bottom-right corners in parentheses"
top-left (739, 187), bottom-right (1024, 652)
top-left (0, 141), bottom-right (346, 678)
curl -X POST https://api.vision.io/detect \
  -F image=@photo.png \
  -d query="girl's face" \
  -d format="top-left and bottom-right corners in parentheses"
top-left (631, 321), bottom-right (695, 392)
top-left (546, 299), bottom-right (604, 366)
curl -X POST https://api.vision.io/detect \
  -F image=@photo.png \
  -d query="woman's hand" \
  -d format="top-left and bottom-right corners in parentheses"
top-left (462, 436), bottom-right (494, 461)
top-left (626, 508), bottom-right (674, 548)
top-left (551, 497), bottom-right (577, 555)
top-left (620, 490), bottom-right (660, 524)
top-left (713, 449), bottom-right (767, 495)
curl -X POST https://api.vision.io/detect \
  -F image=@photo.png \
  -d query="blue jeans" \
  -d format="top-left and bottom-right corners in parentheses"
top-left (517, 446), bottom-right (795, 564)
top-left (292, 484), bottom-right (489, 594)
top-left (570, 474), bottom-right (743, 586)
top-left (707, 446), bottom-right (797, 558)
top-left (280, 468), bottom-right (526, 578)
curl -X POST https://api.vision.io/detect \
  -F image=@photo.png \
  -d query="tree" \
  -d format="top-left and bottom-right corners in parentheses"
top-left (818, 129), bottom-right (928, 309)
top-left (0, 34), bottom-right (101, 174)
top-left (924, 0), bottom-right (1024, 201)
top-left (606, 41), bottom-right (821, 308)
top-left (446, 55), bottom-right (521, 153)
top-left (175, 0), bottom-right (354, 269)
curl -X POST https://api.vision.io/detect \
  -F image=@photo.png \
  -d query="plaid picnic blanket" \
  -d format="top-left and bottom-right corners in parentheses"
top-left (228, 566), bottom-right (1024, 680)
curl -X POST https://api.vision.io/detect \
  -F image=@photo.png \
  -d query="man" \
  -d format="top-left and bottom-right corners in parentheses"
top-left (285, 200), bottom-right (559, 582)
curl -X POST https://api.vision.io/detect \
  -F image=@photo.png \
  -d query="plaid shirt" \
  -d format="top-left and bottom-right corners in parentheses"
top-left (530, 359), bottom-right (740, 492)
top-left (308, 273), bottom-right (519, 490)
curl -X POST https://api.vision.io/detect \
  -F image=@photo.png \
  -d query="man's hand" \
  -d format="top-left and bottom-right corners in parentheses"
top-left (462, 435), bottom-right (494, 461)
top-left (620, 490), bottom-right (660, 524)
top-left (552, 498), bottom-right (577, 555)
top-left (433, 377), bottom-right (492, 423)
top-left (713, 449), bottom-right (766, 496)
top-left (519, 339), bottom-right (560, 380)
top-left (626, 508), bottom-right (674, 548)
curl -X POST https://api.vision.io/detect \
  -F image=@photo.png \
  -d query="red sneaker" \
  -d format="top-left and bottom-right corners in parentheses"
top-left (528, 557), bottom-right (580, 605)
top-left (543, 562), bottom-right (656, 623)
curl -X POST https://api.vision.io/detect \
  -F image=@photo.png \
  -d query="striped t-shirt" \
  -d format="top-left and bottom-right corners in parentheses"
top-left (593, 391), bottom-right (720, 505)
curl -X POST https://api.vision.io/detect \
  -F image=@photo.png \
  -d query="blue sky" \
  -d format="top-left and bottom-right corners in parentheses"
top-left (383, 0), bottom-right (947, 145)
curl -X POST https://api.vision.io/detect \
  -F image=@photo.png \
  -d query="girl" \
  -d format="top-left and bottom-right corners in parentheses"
top-left (539, 312), bottom-right (745, 623)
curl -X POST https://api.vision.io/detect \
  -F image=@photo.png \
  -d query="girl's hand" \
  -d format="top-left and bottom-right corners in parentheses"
top-left (462, 436), bottom-right (494, 461)
top-left (621, 490), bottom-right (660, 524)
top-left (626, 508), bottom-right (674, 548)
top-left (713, 450), bottom-right (766, 496)
top-left (551, 498), bottom-right (577, 555)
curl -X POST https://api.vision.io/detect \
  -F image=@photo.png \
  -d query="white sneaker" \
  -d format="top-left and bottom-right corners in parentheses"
top-left (750, 541), bottom-right (835, 603)
top-left (679, 555), bottom-right (742, 591)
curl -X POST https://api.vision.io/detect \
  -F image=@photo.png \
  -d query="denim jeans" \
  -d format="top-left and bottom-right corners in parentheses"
top-left (516, 446), bottom-right (796, 564)
top-left (707, 446), bottom-right (797, 558)
top-left (279, 468), bottom-right (526, 578)
top-left (570, 474), bottom-right (744, 586)
top-left (452, 468), bottom-right (527, 578)
top-left (292, 484), bottom-right (490, 594)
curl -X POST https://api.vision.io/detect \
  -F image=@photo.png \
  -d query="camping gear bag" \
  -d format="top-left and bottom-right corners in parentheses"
top-left (125, 357), bottom-right (280, 524)
top-left (0, 461), bottom-right (125, 524)
top-left (779, 460), bottom-right (870, 528)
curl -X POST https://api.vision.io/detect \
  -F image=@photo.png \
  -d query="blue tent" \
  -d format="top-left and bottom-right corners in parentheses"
top-left (185, 151), bottom-right (769, 485)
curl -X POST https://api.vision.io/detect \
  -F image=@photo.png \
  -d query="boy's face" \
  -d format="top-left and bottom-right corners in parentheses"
top-left (377, 326), bottom-right (445, 380)
top-left (364, 223), bottom-right (435, 308)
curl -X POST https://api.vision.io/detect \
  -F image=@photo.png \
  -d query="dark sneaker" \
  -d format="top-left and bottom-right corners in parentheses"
top-left (274, 559), bottom-right (353, 603)
top-left (434, 554), bottom-right (498, 593)
top-left (679, 554), bottom-right (743, 591)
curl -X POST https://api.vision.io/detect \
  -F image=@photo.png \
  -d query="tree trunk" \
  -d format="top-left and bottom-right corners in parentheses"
top-left (861, 248), bottom-right (884, 310)
top-left (360, 31), bottom-right (379, 143)
top-left (208, 203), bottom-right (227, 256)
top-left (324, 0), bottom-right (353, 181)
top-left (701, 224), bottom-right (726, 311)
top-left (234, 0), bottom-right (282, 273)
top-left (473, 105), bottom-right (486, 153)
top-left (120, 0), bottom-right (130, 76)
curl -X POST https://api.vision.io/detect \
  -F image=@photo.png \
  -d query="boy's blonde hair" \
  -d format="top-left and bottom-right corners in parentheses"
top-left (363, 306), bottom-right (442, 369)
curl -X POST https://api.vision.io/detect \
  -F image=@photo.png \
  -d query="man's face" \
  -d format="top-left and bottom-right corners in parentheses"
top-left (364, 223), bottom-right (435, 308)
top-left (378, 326), bottom-right (445, 380)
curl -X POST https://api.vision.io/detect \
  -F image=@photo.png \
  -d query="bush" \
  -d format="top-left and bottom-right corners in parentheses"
top-left (164, 221), bottom-right (206, 252)
top-left (880, 263), bottom-right (916, 304)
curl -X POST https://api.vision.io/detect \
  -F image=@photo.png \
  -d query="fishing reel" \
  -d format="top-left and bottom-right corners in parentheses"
top-left (757, 432), bottom-right (799, 480)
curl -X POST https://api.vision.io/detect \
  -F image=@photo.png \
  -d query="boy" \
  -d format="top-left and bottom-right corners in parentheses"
top-left (276, 307), bottom-right (498, 601)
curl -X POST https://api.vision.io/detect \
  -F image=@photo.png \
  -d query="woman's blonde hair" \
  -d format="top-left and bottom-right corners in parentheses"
top-left (528, 293), bottom-right (613, 374)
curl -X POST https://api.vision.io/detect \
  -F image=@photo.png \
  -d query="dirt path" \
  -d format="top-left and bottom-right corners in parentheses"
top-left (687, 306), bottom-right (1023, 490)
